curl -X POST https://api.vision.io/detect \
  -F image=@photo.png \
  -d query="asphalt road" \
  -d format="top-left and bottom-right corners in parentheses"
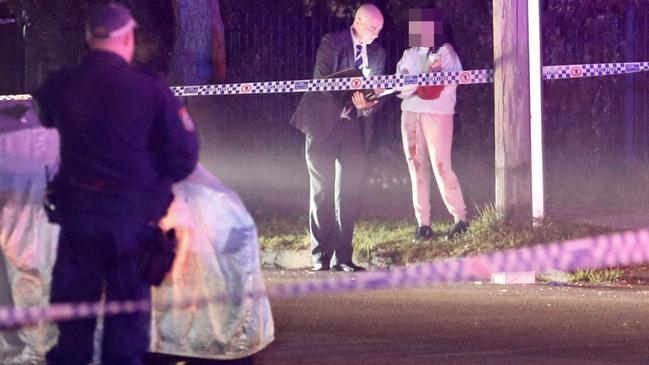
top-left (250, 270), bottom-right (649, 365)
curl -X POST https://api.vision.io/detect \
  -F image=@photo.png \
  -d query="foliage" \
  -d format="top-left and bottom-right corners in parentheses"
top-left (569, 268), bottom-right (625, 283)
top-left (254, 203), bottom-right (629, 283)
top-left (444, 204), bottom-right (612, 257)
top-left (256, 213), bottom-right (310, 250)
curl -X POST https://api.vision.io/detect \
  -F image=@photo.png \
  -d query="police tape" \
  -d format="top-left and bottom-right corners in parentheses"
top-left (1, 61), bottom-right (648, 102)
top-left (0, 94), bottom-right (31, 101)
top-left (1, 227), bottom-right (648, 330)
top-left (168, 61), bottom-right (649, 97)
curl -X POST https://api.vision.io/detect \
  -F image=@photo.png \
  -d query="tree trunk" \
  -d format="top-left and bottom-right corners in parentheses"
top-left (171, 0), bottom-right (226, 84)
top-left (210, 0), bottom-right (226, 82)
top-left (493, 0), bottom-right (532, 221)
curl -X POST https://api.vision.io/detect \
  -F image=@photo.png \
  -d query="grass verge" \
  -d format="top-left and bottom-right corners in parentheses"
top-left (255, 205), bottom-right (627, 283)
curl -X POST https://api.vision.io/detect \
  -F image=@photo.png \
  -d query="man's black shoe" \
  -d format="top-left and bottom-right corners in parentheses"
top-left (446, 220), bottom-right (469, 240)
top-left (312, 262), bottom-right (330, 271)
top-left (330, 262), bottom-right (366, 272)
top-left (412, 225), bottom-right (433, 243)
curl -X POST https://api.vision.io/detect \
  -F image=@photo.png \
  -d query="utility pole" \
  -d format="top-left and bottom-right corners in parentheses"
top-left (492, 0), bottom-right (536, 222)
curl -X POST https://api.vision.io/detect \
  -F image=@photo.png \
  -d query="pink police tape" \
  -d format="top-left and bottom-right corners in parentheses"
top-left (1, 228), bottom-right (649, 329)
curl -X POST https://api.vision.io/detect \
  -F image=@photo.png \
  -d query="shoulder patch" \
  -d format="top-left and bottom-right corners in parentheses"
top-left (179, 107), bottom-right (195, 132)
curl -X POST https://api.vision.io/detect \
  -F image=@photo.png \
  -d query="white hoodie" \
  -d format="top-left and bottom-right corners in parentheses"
top-left (396, 45), bottom-right (463, 115)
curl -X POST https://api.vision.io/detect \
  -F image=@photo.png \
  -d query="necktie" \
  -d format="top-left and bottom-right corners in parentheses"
top-left (344, 44), bottom-right (364, 121)
top-left (354, 44), bottom-right (363, 69)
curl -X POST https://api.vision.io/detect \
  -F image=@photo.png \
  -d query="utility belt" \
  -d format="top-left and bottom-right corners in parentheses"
top-left (43, 167), bottom-right (177, 286)
top-left (43, 171), bottom-right (120, 221)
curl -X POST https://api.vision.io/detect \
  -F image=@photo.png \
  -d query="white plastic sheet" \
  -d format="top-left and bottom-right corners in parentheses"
top-left (0, 103), bottom-right (274, 363)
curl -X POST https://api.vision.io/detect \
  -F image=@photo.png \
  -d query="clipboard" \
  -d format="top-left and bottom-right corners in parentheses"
top-left (323, 68), bottom-right (399, 103)
top-left (364, 88), bottom-right (400, 101)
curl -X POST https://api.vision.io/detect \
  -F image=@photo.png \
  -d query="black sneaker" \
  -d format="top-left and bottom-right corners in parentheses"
top-left (412, 225), bottom-right (433, 243)
top-left (446, 221), bottom-right (469, 240)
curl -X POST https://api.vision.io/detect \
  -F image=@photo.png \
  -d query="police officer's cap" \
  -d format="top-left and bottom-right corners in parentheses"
top-left (86, 2), bottom-right (137, 40)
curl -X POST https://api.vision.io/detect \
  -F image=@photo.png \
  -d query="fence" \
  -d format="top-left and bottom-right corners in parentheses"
top-left (5, 1), bottom-right (649, 213)
top-left (207, 4), bottom-right (649, 214)
top-left (216, 13), bottom-right (409, 157)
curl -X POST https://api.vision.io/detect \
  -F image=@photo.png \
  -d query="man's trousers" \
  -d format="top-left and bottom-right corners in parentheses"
top-left (306, 121), bottom-right (366, 267)
top-left (46, 213), bottom-right (152, 365)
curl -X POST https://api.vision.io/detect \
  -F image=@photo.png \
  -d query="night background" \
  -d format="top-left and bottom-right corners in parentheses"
top-left (4, 2), bottom-right (649, 364)
top-left (1, 0), bottom-right (649, 221)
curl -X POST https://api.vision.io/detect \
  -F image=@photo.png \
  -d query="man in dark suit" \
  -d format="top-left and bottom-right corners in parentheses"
top-left (291, 4), bottom-right (386, 272)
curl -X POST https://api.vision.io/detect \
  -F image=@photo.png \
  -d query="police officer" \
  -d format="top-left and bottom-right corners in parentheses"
top-left (34, 3), bottom-right (199, 364)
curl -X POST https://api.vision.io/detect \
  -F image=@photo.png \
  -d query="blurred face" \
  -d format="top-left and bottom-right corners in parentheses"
top-left (409, 20), bottom-right (443, 48)
top-left (408, 9), bottom-right (445, 48)
top-left (353, 12), bottom-right (384, 44)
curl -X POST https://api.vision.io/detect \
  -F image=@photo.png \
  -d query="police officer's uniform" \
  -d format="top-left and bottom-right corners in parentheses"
top-left (34, 4), bottom-right (199, 364)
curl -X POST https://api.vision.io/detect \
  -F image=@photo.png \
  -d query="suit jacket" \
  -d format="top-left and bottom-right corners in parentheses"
top-left (290, 29), bottom-right (387, 146)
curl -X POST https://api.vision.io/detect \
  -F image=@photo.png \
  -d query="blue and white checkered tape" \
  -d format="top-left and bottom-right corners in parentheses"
top-left (0, 94), bottom-right (32, 101)
top-left (543, 62), bottom-right (649, 80)
top-left (168, 69), bottom-right (495, 97)
top-left (1, 61), bottom-right (648, 101)
top-left (168, 61), bottom-right (649, 97)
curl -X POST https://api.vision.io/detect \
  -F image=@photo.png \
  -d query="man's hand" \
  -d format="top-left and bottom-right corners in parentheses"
top-left (351, 91), bottom-right (378, 110)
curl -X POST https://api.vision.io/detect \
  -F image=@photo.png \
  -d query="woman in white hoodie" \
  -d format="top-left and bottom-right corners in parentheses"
top-left (397, 9), bottom-right (468, 242)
